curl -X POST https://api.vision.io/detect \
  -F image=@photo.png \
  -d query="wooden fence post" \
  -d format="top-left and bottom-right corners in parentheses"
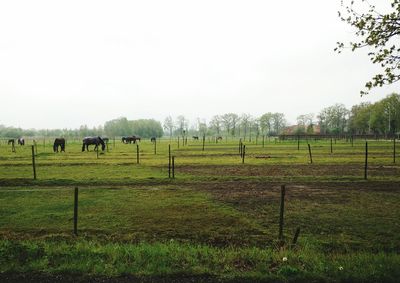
top-left (394, 138), bottom-right (396, 164)
top-left (202, 134), bottom-right (205, 151)
top-left (279, 185), bottom-right (286, 241)
top-left (31, 145), bottom-right (37, 180)
top-left (168, 144), bottom-right (171, 178)
top-left (172, 156), bottom-right (175, 179)
top-left (74, 187), bottom-right (78, 236)
top-left (136, 144), bottom-right (139, 164)
top-left (364, 141), bottom-right (368, 180)
top-left (330, 138), bottom-right (333, 154)
top-left (297, 136), bottom-right (300, 150)
top-left (242, 145), bottom-right (246, 164)
top-left (308, 143), bottom-right (313, 164)
top-left (178, 136), bottom-right (180, 149)
top-left (34, 140), bottom-right (38, 156)
top-left (154, 139), bottom-right (157, 155)
top-left (262, 135), bottom-right (265, 148)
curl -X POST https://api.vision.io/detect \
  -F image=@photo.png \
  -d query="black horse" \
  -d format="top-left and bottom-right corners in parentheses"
top-left (122, 136), bottom-right (141, 144)
top-left (8, 139), bottom-right (15, 145)
top-left (192, 136), bottom-right (199, 140)
top-left (217, 136), bottom-right (223, 141)
top-left (102, 137), bottom-right (109, 144)
top-left (53, 138), bottom-right (65, 152)
top-left (82, 136), bottom-right (105, 152)
top-left (150, 137), bottom-right (156, 143)
top-left (18, 138), bottom-right (25, 145)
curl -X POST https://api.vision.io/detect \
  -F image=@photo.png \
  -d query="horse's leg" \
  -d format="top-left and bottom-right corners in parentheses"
top-left (82, 143), bottom-right (85, 152)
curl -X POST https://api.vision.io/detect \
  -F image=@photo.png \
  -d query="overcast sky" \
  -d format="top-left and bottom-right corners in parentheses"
top-left (0, 0), bottom-right (398, 129)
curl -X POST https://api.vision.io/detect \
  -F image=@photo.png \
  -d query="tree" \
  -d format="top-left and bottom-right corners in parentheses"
top-left (175, 115), bottom-right (188, 136)
top-left (104, 117), bottom-right (131, 137)
top-left (348, 102), bottom-right (372, 134)
top-left (318, 104), bottom-right (349, 134)
top-left (163, 116), bottom-right (174, 139)
top-left (240, 113), bottom-right (252, 141)
top-left (221, 113), bottom-right (239, 136)
top-left (271, 113), bottom-right (286, 135)
top-left (336, 1), bottom-right (400, 94)
top-left (209, 115), bottom-right (222, 136)
top-left (130, 119), bottom-right (163, 138)
top-left (259, 113), bottom-right (274, 136)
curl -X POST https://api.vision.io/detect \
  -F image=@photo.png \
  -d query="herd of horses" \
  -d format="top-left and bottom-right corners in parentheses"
top-left (7, 136), bottom-right (158, 153)
top-left (7, 135), bottom-right (220, 153)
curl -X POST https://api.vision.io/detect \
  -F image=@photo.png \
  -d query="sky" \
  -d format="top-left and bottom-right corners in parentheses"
top-left (0, 0), bottom-right (398, 129)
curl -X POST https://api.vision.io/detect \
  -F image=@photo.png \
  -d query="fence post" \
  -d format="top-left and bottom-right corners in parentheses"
top-left (172, 156), bottom-right (175, 179)
top-left (262, 135), bottom-right (265, 148)
top-left (297, 136), bottom-right (300, 150)
top-left (154, 139), bottom-right (157, 155)
top-left (31, 145), bottom-right (37, 180)
top-left (202, 134), bottom-right (205, 151)
top-left (308, 143), bottom-right (313, 164)
top-left (394, 138), bottom-right (396, 164)
top-left (136, 144), bottom-right (139, 164)
top-left (330, 138), bottom-right (333, 154)
top-left (168, 144), bottom-right (171, 178)
top-left (178, 136), bottom-right (180, 149)
top-left (279, 185), bottom-right (286, 242)
top-left (242, 145), bottom-right (246, 164)
top-left (74, 187), bottom-right (78, 236)
top-left (364, 141), bottom-right (368, 180)
top-left (34, 140), bottom-right (38, 156)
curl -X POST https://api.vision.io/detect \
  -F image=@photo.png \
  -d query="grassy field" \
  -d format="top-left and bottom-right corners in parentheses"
top-left (0, 137), bottom-right (399, 282)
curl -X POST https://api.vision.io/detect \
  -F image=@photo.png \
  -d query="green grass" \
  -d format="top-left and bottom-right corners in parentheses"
top-left (0, 137), bottom-right (399, 281)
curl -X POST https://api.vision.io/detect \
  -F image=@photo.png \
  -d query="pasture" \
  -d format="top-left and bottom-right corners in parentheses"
top-left (0, 137), bottom-right (399, 282)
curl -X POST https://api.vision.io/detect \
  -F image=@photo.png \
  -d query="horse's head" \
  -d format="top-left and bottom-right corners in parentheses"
top-left (98, 136), bottom-right (106, 151)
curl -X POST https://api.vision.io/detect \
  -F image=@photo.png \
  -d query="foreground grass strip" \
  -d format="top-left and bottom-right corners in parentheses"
top-left (0, 240), bottom-right (399, 282)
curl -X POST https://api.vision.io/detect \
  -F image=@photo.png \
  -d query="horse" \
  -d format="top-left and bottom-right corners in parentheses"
top-left (53, 138), bottom-right (65, 152)
top-left (192, 136), bottom-right (199, 140)
top-left (18, 138), bottom-right (25, 145)
top-left (82, 136), bottom-right (105, 152)
top-left (7, 139), bottom-right (15, 145)
top-left (217, 136), bottom-right (223, 141)
top-left (102, 137), bottom-right (109, 144)
top-left (122, 136), bottom-right (140, 144)
top-left (150, 137), bottom-right (156, 143)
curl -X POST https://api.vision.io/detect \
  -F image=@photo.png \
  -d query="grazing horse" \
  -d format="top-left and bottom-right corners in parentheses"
top-left (53, 138), bottom-right (65, 152)
top-left (122, 136), bottom-right (141, 144)
top-left (82, 136), bottom-right (105, 152)
top-left (217, 136), bottom-right (223, 141)
top-left (192, 136), bottom-right (199, 140)
top-left (150, 137), bottom-right (156, 143)
top-left (18, 138), bottom-right (25, 145)
top-left (8, 139), bottom-right (15, 145)
top-left (102, 137), bottom-right (109, 144)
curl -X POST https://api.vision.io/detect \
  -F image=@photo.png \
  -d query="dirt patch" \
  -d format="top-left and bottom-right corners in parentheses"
top-left (177, 164), bottom-right (400, 177)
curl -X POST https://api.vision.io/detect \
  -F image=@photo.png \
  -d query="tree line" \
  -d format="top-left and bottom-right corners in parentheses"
top-left (0, 94), bottom-right (398, 139)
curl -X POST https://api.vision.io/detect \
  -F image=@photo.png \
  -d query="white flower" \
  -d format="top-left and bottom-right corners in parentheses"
top-left (282, 257), bottom-right (288, 262)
